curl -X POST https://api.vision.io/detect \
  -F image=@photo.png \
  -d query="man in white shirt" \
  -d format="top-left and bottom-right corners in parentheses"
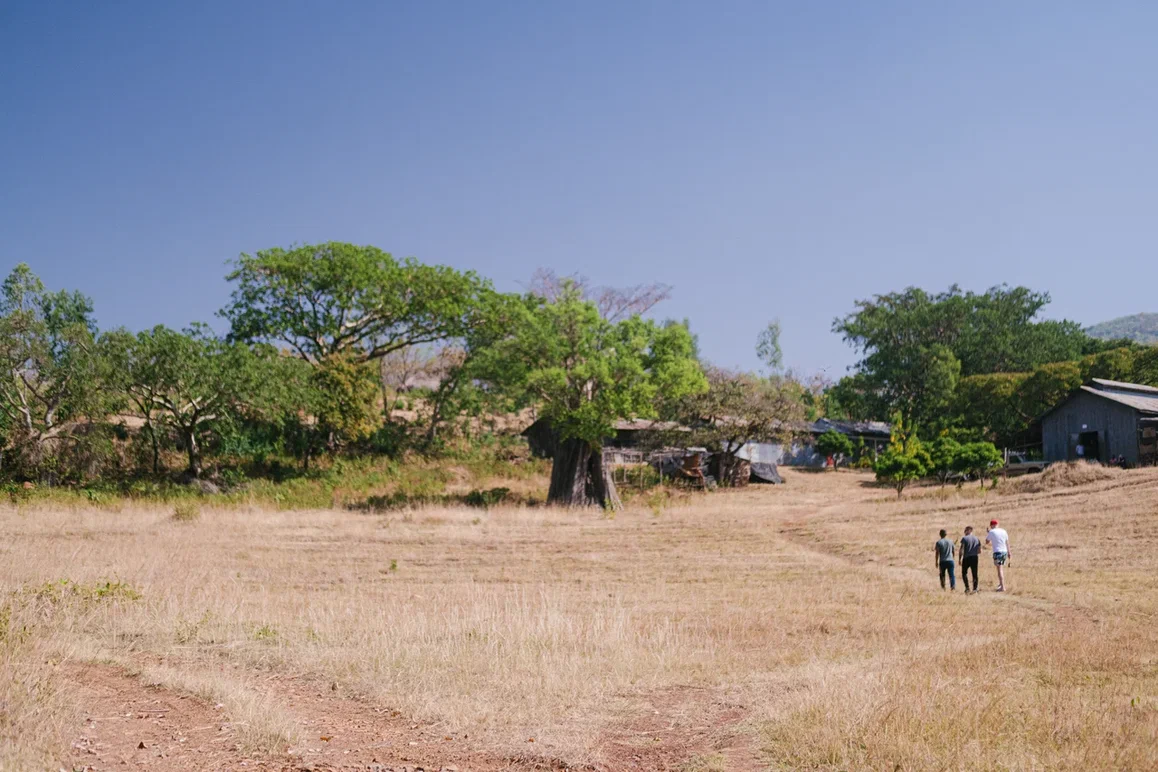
top-left (985, 519), bottom-right (1011, 592)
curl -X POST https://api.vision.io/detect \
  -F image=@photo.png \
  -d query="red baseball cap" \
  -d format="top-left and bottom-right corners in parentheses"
top-left (990, 519), bottom-right (999, 526)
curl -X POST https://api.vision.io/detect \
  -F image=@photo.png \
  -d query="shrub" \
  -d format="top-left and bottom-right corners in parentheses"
top-left (929, 436), bottom-right (962, 486)
top-left (873, 436), bottom-right (931, 498)
top-left (172, 500), bottom-right (201, 522)
top-left (953, 442), bottom-right (1003, 488)
top-left (815, 430), bottom-right (854, 469)
top-left (464, 487), bottom-right (511, 509)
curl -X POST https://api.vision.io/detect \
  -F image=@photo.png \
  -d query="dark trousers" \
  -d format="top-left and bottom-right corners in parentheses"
top-left (961, 555), bottom-right (979, 591)
top-left (939, 560), bottom-right (956, 589)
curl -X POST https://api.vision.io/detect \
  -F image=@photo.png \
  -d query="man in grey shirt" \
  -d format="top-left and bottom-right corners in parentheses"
top-left (934, 529), bottom-right (956, 591)
top-left (958, 526), bottom-right (981, 594)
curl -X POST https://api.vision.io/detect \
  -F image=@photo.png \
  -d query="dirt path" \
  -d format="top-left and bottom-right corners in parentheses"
top-left (66, 662), bottom-right (256, 771)
top-left (594, 685), bottom-right (764, 771)
top-left (64, 659), bottom-right (770, 771)
top-left (64, 663), bottom-right (547, 771)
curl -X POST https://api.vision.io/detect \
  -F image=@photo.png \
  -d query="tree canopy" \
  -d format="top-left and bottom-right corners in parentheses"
top-left (832, 284), bottom-right (1119, 432)
top-left (222, 242), bottom-right (493, 365)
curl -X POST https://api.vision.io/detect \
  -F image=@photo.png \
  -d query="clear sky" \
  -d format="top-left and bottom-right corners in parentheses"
top-left (2, 1), bottom-right (1156, 376)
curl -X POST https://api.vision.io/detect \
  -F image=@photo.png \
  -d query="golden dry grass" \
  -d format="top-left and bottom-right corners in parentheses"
top-left (2, 465), bottom-right (1158, 769)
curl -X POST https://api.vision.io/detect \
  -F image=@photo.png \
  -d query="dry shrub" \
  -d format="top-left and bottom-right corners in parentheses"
top-left (1008, 460), bottom-right (1123, 494)
top-left (172, 500), bottom-right (201, 521)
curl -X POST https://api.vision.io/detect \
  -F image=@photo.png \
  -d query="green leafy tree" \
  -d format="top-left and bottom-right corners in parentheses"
top-left (1019, 361), bottom-right (1082, 420)
top-left (474, 283), bottom-right (706, 508)
top-left (953, 442), bottom-right (1003, 489)
top-left (834, 284), bottom-right (1089, 428)
top-left (873, 415), bottom-right (932, 497)
top-left (873, 441), bottom-right (930, 498)
top-left (247, 352), bottom-right (383, 470)
top-left (221, 242), bottom-right (493, 365)
top-left (104, 325), bottom-right (268, 478)
top-left (416, 292), bottom-right (529, 444)
top-left (815, 429), bottom-right (853, 470)
top-left (928, 435), bottom-right (962, 487)
top-left (825, 372), bottom-right (886, 422)
top-left (1079, 347), bottom-right (1136, 382)
top-left (0, 264), bottom-right (106, 480)
top-left (953, 373), bottom-right (1029, 447)
top-left (1134, 346), bottom-right (1158, 386)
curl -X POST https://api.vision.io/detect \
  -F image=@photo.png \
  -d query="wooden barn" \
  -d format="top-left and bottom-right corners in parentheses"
top-left (1040, 379), bottom-right (1158, 466)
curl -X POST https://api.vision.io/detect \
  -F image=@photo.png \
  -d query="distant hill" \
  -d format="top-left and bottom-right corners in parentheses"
top-left (1086, 313), bottom-right (1158, 345)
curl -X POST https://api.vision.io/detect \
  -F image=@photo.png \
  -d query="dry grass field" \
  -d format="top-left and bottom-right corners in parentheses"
top-left (2, 464), bottom-right (1158, 770)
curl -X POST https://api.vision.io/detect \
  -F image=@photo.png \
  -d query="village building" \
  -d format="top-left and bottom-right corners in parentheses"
top-left (731, 418), bottom-right (892, 468)
top-left (1040, 379), bottom-right (1158, 466)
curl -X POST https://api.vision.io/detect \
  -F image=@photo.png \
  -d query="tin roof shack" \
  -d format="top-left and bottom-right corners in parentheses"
top-left (1040, 379), bottom-right (1158, 466)
top-left (731, 418), bottom-right (892, 468)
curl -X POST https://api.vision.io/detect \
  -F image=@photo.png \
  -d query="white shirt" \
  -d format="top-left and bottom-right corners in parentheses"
top-left (987, 527), bottom-right (1009, 553)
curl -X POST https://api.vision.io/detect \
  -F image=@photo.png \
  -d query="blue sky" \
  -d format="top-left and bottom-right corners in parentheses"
top-left (2, 1), bottom-right (1156, 376)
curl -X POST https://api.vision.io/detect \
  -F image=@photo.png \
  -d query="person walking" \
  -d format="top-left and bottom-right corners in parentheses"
top-left (986, 519), bottom-right (1011, 592)
top-left (958, 526), bottom-right (981, 594)
top-left (934, 529), bottom-right (956, 591)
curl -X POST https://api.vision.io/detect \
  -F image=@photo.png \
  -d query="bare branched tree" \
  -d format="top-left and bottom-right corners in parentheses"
top-left (379, 346), bottom-right (435, 395)
top-left (528, 268), bottom-right (672, 322)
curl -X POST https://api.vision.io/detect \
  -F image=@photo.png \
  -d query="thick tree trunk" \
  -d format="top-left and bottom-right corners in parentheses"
top-left (548, 438), bottom-right (622, 510)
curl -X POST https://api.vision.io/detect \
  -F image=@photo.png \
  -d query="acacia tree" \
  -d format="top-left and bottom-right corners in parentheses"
top-left (222, 242), bottom-right (493, 365)
top-left (105, 325), bottom-right (267, 478)
top-left (0, 264), bottom-right (105, 479)
top-left (476, 284), bottom-right (705, 508)
top-left (674, 367), bottom-right (805, 485)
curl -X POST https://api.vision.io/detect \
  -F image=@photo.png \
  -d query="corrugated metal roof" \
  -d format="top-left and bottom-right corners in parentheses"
top-left (1090, 378), bottom-right (1158, 395)
top-left (1081, 385), bottom-right (1158, 415)
top-left (813, 418), bottom-right (892, 437)
top-left (612, 419), bottom-right (688, 432)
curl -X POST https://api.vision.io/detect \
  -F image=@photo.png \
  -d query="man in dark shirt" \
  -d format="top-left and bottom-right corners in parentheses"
top-left (958, 526), bottom-right (981, 594)
top-left (934, 529), bottom-right (956, 591)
